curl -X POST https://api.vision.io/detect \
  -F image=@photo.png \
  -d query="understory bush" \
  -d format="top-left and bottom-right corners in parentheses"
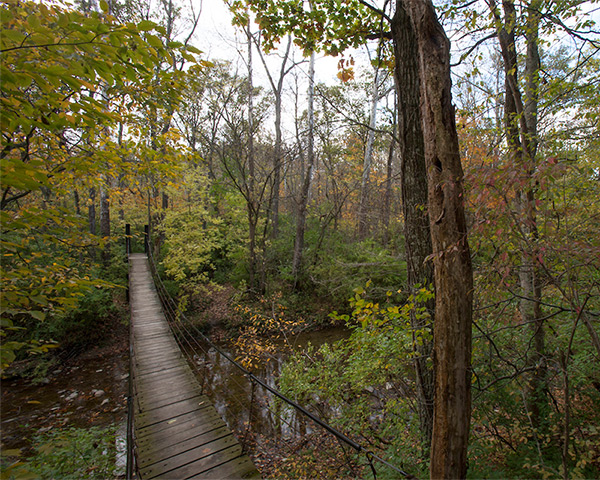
top-left (27, 283), bottom-right (121, 356)
top-left (277, 283), bottom-right (432, 479)
top-left (28, 425), bottom-right (119, 480)
top-left (265, 214), bottom-right (407, 306)
top-left (3, 237), bottom-right (127, 375)
top-left (158, 189), bottom-right (248, 293)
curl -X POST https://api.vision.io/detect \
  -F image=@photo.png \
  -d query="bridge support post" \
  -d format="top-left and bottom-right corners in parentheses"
top-left (125, 224), bottom-right (131, 256)
top-left (125, 224), bottom-right (130, 302)
top-left (144, 225), bottom-right (149, 255)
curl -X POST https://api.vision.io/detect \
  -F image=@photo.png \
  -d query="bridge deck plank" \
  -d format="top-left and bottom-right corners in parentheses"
top-left (129, 253), bottom-right (259, 479)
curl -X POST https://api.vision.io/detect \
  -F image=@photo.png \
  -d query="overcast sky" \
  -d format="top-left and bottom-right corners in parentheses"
top-left (190, 0), bottom-right (359, 83)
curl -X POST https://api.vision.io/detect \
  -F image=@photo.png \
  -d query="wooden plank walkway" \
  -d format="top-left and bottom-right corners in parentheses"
top-left (129, 253), bottom-right (260, 479)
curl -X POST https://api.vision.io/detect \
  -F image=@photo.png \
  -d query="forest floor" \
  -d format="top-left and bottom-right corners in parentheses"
top-left (0, 319), bottom-right (129, 459)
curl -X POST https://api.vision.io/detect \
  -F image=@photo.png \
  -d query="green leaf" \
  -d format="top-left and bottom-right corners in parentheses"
top-left (146, 34), bottom-right (163, 49)
top-left (138, 20), bottom-right (156, 31)
top-left (185, 45), bottom-right (203, 54)
top-left (29, 311), bottom-right (46, 321)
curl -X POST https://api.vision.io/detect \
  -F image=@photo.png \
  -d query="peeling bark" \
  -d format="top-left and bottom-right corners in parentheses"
top-left (402, 1), bottom-right (474, 477)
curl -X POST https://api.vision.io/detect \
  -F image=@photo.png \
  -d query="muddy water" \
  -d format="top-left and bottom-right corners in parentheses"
top-left (0, 346), bottom-right (129, 457)
top-left (191, 326), bottom-right (350, 441)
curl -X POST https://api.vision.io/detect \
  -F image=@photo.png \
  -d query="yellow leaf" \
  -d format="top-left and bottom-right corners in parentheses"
top-left (2, 449), bottom-right (22, 457)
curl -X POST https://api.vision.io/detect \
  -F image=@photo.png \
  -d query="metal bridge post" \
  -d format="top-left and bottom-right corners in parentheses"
top-left (125, 223), bottom-right (131, 256)
top-left (125, 224), bottom-right (130, 303)
top-left (144, 225), bottom-right (149, 254)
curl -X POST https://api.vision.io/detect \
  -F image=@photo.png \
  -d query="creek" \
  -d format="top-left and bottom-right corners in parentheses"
top-left (0, 343), bottom-right (130, 462)
top-left (197, 326), bottom-right (350, 439)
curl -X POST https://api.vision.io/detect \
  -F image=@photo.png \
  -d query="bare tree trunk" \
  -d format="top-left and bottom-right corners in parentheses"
top-left (523, 1), bottom-right (546, 427)
top-left (272, 95), bottom-right (283, 238)
top-left (74, 189), bottom-right (81, 216)
top-left (382, 117), bottom-right (397, 245)
top-left (358, 67), bottom-right (380, 239)
top-left (246, 14), bottom-right (257, 291)
top-left (402, 1), bottom-right (474, 478)
top-left (492, 0), bottom-right (546, 429)
top-left (100, 181), bottom-right (110, 264)
top-left (291, 52), bottom-right (315, 289)
top-left (100, 185), bottom-right (110, 238)
top-left (118, 174), bottom-right (125, 221)
top-left (391, 0), bottom-right (435, 454)
top-left (88, 187), bottom-right (96, 235)
top-left (253, 35), bottom-right (293, 239)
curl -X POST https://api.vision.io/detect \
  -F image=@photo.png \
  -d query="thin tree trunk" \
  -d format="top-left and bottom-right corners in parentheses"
top-left (118, 174), bottom-right (125, 221)
top-left (358, 67), bottom-right (380, 239)
top-left (253, 35), bottom-right (292, 239)
top-left (492, 0), bottom-right (546, 429)
top-left (74, 189), bottom-right (81, 216)
top-left (291, 52), bottom-right (315, 289)
top-left (100, 185), bottom-right (110, 238)
top-left (246, 14), bottom-right (257, 291)
top-left (100, 181), bottom-right (110, 264)
top-left (88, 187), bottom-right (96, 235)
top-left (523, 1), bottom-right (546, 427)
top-left (382, 100), bottom-right (397, 246)
top-left (272, 96), bottom-right (283, 238)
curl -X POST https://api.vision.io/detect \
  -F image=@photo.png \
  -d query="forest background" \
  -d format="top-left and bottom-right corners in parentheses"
top-left (1, 0), bottom-right (599, 478)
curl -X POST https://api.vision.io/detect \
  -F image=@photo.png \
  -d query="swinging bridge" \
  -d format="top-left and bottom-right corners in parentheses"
top-left (125, 226), bottom-right (413, 479)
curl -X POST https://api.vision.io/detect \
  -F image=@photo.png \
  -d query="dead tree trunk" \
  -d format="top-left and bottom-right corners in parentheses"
top-left (403, 0), bottom-right (474, 477)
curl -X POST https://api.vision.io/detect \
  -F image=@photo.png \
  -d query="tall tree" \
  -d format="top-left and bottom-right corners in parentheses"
top-left (487, 0), bottom-right (547, 428)
top-left (251, 34), bottom-right (298, 239)
top-left (401, 1), bottom-right (473, 476)
top-left (390, 0), bottom-right (436, 450)
top-left (357, 63), bottom-right (381, 239)
top-left (291, 51), bottom-right (316, 288)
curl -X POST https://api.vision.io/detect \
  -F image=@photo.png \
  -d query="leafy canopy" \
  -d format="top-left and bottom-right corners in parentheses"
top-left (228, 0), bottom-right (384, 56)
top-left (0, 0), bottom-right (202, 372)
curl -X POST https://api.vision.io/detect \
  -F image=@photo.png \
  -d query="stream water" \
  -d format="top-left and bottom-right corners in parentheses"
top-left (0, 345), bottom-right (130, 458)
top-left (194, 325), bottom-right (357, 477)
top-left (198, 326), bottom-right (350, 439)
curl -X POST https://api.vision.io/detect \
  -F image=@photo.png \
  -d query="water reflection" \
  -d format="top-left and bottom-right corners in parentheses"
top-left (185, 326), bottom-right (349, 445)
top-left (0, 350), bottom-right (129, 455)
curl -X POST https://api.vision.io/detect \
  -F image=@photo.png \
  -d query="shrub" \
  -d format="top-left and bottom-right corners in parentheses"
top-left (32, 286), bottom-right (120, 355)
top-left (28, 425), bottom-right (119, 480)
